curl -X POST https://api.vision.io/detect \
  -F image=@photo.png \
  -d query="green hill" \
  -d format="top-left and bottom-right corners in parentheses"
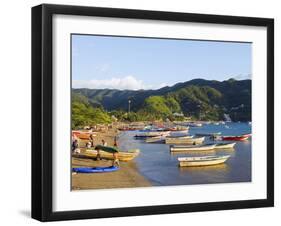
top-left (72, 78), bottom-right (251, 123)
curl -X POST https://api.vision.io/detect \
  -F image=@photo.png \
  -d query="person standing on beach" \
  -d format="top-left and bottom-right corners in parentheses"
top-left (72, 139), bottom-right (80, 153)
top-left (102, 139), bottom-right (107, 146)
top-left (72, 139), bottom-right (79, 152)
top-left (94, 145), bottom-right (119, 167)
top-left (89, 134), bottom-right (94, 147)
top-left (94, 145), bottom-right (101, 161)
top-left (113, 137), bottom-right (119, 167)
top-left (113, 136), bottom-right (118, 147)
top-left (112, 151), bottom-right (119, 167)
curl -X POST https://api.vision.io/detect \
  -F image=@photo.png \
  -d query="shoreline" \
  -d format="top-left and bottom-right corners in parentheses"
top-left (72, 126), bottom-right (152, 190)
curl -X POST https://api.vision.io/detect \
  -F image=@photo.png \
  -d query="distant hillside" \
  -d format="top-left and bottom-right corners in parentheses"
top-left (73, 78), bottom-right (251, 122)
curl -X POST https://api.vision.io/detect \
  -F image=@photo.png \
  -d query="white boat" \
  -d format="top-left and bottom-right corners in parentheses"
top-left (145, 135), bottom-right (166, 143)
top-left (170, 129), bottom-right (189, 136)
top-left (165, 136), bottom-right (205, 144)
top-left (166, 134), bottom-right (193, 138)
top-left (135, 130), bottom-right (170, 138)
top-left (170, 144), bottom-right (216, 152)
top-left (178, 155), bottom-right (231, 167)
top-left (151, 135), bottom-right (193, 144)
top-left (214, 142), bottom-right (236, 149)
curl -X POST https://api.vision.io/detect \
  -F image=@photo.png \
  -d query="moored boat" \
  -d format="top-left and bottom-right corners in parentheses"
top-left (196, 132), bottom-right (221, 137)
top-left (169, 127), bottom-right (189, 131)
top-left (145, 135), bottom-right (166, 143)
top-left (170, 144), bottom-right (216, 152)
top-left (169, 129), bottom-right (189, 136)
top-left (214, 142), bottom-right (236, 149)
top-left (165, 136), bottom-right (205, 144)
top-left (222, 133), bottom-right (251, 141)
top-left (135, 130), bottom-right (170, 138)
top-left (178, 155), bottom-right (231, 167)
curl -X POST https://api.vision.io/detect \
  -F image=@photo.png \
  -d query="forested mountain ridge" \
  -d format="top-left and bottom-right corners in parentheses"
top-left (72, 78), bottom-right (251, 124)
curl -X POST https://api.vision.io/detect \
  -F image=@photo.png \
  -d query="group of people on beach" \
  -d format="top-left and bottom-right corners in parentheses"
top-left (72, 134), bottom-right (120, 167)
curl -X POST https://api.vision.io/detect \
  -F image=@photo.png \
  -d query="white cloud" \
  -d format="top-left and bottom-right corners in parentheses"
top-left (232, 74), bottom-right (252, 80)
top-left (73, 76), bottom-right (167, 90)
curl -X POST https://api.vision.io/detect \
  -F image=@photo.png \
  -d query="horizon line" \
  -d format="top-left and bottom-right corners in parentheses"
top-left (72, 77), bottom-right (252, 91)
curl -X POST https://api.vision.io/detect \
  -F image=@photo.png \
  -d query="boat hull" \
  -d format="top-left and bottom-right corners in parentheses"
top-left (214, 142), bottom-right (236, 149)
top-left (135, 131), bottom-right (170, 138)
top-left (222, 133), bottom-right (251, 141)
top-left (165, 136), bottom-right (205, 144)
top-left (145, 136), bottom-right (165, 143)
top-left (170, 144), bottom-right (216, 152)
top-left (178, 155), bottom-right (230, 167)
top-left (73, 149), bottom-right (140, 162)
top-left (72, 166), bottom-right (119, 173)
top-left (222, 136), bottom-right (248, 141)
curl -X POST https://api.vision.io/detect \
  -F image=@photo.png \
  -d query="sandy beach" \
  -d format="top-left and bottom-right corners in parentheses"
top-left (72, 126), bottom-right (151, 190)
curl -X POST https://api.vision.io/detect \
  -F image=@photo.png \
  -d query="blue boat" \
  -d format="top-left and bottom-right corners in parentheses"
top-left (72, 166), bottom-right (119, 173)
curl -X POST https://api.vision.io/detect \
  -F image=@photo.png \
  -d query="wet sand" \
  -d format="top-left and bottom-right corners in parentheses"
top-left (72, 126), bottom-right (151, 190)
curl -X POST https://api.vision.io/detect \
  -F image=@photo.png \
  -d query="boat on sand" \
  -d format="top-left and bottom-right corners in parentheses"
top-left (178, 155), bottom-right (231, 167)
top-left (72, 166), bottom-right (119, 173)
top-left (170, 144), bottom-right (216, 152)
top-left (73, 148), bottom-right (140, 162)
top-left (72, 130), bottom-right (96, 140)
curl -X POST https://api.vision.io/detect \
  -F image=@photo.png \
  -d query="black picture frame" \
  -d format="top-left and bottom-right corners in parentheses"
top-left (32, 4), bottom-right (274, 222)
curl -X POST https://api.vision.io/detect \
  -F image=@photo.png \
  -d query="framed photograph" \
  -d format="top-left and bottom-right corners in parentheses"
top-left (32, 4), bottom-right (274, 221)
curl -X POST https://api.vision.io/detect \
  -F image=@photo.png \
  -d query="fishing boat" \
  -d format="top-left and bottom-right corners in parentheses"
top-left (170, 129), bottom-right (189, 136)
top-left (214, 142), bottom-right (236, 149)
top-left (73, 148), bottom-right (140, 162)
top-left (165, 136), bottom-right (205, 144)
top-left (72, 130), bottom-right (96, 140)
top-left (145, 135), bottom-right (166, 143)
top-left (72, 166), bottom-right (119, 173)
top-left (163, 126), bottom-right (189, 132)
top-left (178, 155), bottom-right (231, 167)
top-left (222, 133), bottom-right (251, 141)
top-left (196, 132), bottom-right (221, 137)
top-left (170, 144), bottom-right (216, 152)
top-left (135, 130), bottom-right (170, 138)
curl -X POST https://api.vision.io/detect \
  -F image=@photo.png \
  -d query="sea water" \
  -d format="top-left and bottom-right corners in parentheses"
top-left (118, 122), bottom-right (251, 186)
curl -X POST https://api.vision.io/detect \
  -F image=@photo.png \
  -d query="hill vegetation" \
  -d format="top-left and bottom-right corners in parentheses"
top-left (72, 78), bottom-right (251, 128)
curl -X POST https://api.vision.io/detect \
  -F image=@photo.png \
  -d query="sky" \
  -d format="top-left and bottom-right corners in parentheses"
top-left (72, 34), bottom-right (252, 90)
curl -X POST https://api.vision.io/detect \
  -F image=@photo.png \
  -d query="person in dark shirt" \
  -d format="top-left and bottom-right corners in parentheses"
top-left (72, 139), bottom-right (78, 152)
top-left (89, 134), bottom-right (94, 147)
